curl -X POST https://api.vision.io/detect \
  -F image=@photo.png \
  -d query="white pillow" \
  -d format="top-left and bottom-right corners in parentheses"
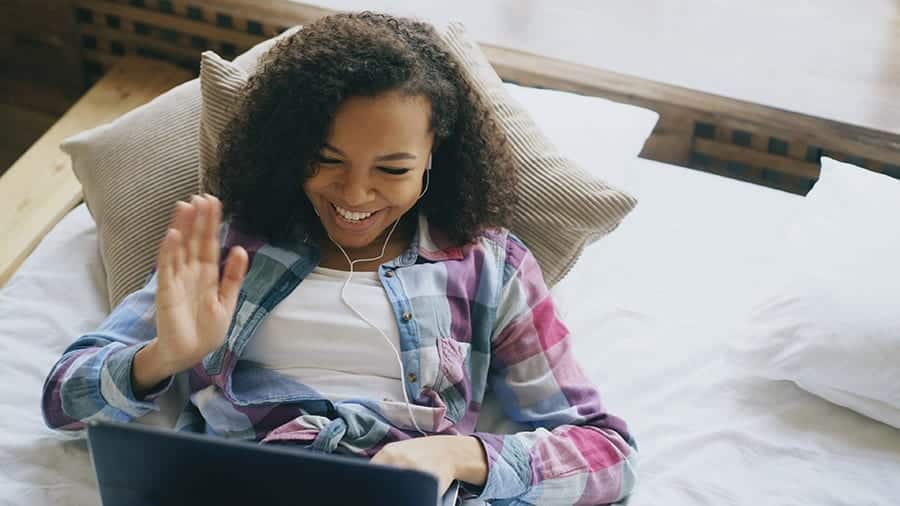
top-left (502, 83), bottom-right (658, 189)
top-left (0, 204), bottom-right (190, 506)
top-left (0, 204), bottom-right (188, 432)
top-left (728, 157), bottom-right (900, 428)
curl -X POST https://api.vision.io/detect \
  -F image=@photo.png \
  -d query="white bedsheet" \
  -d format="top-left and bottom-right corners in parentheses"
top-left (552, 161), bottom-right (900, 505)
top-left (2, 158), bottom-right (899, 505)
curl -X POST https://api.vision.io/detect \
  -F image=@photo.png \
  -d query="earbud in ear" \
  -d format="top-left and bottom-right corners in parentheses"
top-left (417, 157), bottom-right (431, 199)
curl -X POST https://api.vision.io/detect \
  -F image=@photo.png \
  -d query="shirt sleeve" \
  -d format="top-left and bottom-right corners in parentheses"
top-left (465, 235), bottom-right (638, 505)
top-left (41, 271), bottom-right (175, 434)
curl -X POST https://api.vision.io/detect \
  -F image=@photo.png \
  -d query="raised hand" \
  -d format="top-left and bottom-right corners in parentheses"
top-left (133, 194), bottom-right (248, 395)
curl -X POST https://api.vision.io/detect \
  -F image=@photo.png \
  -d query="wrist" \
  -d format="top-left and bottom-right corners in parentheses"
top-left (132, 339), bottom-right (176, 398)
top-left (147, 337), bottom-right (200, 377)
top-left (142, 339), bottom-right (179, 376)
top-left (451, 435), bottom-right (488, 487)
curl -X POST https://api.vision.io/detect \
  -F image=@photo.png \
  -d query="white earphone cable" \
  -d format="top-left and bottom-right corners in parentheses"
top-left (323, 156), bottom-right (431, 436)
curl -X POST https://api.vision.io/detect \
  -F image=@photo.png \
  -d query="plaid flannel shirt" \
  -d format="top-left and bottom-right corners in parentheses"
top-left (42, 212), bottom-right (637, 505)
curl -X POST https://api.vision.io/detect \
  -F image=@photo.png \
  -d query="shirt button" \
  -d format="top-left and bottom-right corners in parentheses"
top-left (384, 270), bottom-right (395, 278)
top-left (401, 312), bottom-right (412, 321)
top-left (407, 373), bottom-right (417, 383)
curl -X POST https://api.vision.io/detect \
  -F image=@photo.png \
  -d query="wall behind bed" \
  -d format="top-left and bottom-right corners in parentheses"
top-left (5, 0), bottom-right (900, 195)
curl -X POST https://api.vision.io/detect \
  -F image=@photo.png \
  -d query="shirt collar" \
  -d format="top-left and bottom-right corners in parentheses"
top-left (411, 212), bottom-right (465, 263)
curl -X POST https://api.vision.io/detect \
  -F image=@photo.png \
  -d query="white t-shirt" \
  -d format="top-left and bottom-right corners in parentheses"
top-left (241, 266), bottom-right (406, 402)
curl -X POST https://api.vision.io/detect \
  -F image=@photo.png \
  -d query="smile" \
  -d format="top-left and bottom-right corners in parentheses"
top-left (332, 203), bottom-right (377, 221)
top-left (327, 202), bottom-right (385, 230)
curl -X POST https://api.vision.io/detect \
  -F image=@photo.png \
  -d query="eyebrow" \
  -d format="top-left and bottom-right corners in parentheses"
top-left (323, 143), bottom-right (418, 162)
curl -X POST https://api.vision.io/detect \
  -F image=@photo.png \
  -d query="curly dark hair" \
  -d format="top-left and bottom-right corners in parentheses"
top-left (211, 12), bottom-right (518, 246)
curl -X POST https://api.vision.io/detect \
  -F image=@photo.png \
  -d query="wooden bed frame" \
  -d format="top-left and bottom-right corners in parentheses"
top-left (3, 0), bottom-right (900, 287)
top-left (0, 57), bottom-right (191, 287)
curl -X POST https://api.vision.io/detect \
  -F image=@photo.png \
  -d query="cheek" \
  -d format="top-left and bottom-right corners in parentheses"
top-left (303, 173), bottom-right (329, 197)
top-left (384, 180), bottom-right (424, 207)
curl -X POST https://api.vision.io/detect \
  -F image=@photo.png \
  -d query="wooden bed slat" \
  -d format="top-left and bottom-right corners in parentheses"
top-left (80, 24), bottom-right (205, 61)
top-left (692, 138), bottom-right (821, 180)
top-left (77, 0), bottom-right (264, 49)
top-left (0, 57), bottom-right (191, 288)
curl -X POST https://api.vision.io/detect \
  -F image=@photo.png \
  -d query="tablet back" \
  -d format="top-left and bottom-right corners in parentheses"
top-left (86, 420), bottom-right (440, 506)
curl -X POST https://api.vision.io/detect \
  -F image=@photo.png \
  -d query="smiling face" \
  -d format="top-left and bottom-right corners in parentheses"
top-left (303, 91), bottom-right (434, 255)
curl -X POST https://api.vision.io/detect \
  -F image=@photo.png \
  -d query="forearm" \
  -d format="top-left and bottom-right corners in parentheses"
top-left (42, 335), bottom-right (174, 431)
top-left (481, 240), bottom-right (639, 502)
top-left (41, 344), bottom-right (102, 430)
top-left (470, 425), bottom-right (638, 504)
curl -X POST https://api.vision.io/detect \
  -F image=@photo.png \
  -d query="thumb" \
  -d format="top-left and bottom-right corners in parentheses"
top-left (219, 246), bottom-right (248, 313)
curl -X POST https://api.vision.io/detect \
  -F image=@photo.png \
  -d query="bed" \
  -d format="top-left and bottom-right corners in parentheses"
top-left (4, 150), bottom-right (900, 505)
top-left (2, 5), bottom-right (900, 506)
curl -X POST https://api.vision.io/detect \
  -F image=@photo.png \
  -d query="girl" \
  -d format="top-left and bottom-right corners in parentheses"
top-left (42, 12), bottom-right (637, 505)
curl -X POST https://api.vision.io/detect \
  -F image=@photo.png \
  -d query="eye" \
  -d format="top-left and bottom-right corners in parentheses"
top-left (379, 167), bottom-right (411, 176)
top-left (317, 155), bottom-right (342, 164)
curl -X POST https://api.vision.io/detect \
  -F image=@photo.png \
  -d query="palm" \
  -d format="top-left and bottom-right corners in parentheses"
top-left (153, 195), bottom-right (247, 373)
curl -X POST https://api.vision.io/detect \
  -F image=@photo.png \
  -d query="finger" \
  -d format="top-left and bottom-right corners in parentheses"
top-left (170, 226), bottom-right (186, 278)
top-left (218, 246), bottom-right (248, 313)
top-left (199, 194), bottom-right (221, 264)
top-left (369, 452), bottom-right (389, 466)
top-left (178, 197), bottom-right (197, 261)
top-left (169, 202), bottom-right (192, 275)
top-left (172, 199), bottom-right (195, 242)
top-left (370, 446), bottom-right (401, 467)
top-left (157, 228), bottom-right (179, 289)
top-left (170, 199), bottom-right (188, 228)
top-left (156, 228), bottom-right (181, 306)
top-left (187, 195), bottom-right (206, 263)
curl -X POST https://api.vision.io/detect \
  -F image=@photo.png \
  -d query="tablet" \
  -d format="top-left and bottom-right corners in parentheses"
top-left (86, 420), bottom-right (454, 506)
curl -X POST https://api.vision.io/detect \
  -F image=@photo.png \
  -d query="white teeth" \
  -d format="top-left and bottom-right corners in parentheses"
top-left (333, 204), bottom-right (374, 221)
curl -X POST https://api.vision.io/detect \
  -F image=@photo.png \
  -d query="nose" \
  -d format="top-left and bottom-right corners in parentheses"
top-left (338, 169), bottom-right (373, 206)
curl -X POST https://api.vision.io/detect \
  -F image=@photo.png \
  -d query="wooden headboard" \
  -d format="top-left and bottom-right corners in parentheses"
top-left (0, 57), bottom-right (192, 287)
top-left (61, 0), bottom-right (900, 195)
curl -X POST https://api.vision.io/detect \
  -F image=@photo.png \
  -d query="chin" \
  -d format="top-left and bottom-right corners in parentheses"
top-left (330, 232), bottom-right (380, 250)
top-left (324, 222), bottom-right (392, 248)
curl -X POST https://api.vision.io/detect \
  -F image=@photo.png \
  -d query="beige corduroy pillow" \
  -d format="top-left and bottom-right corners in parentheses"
top-left (61, 28), bottom-right (300, 309)
top-left (197, 23), bottom-right (638, 286)
top-left (442, 23), bottom-right (637, 285)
